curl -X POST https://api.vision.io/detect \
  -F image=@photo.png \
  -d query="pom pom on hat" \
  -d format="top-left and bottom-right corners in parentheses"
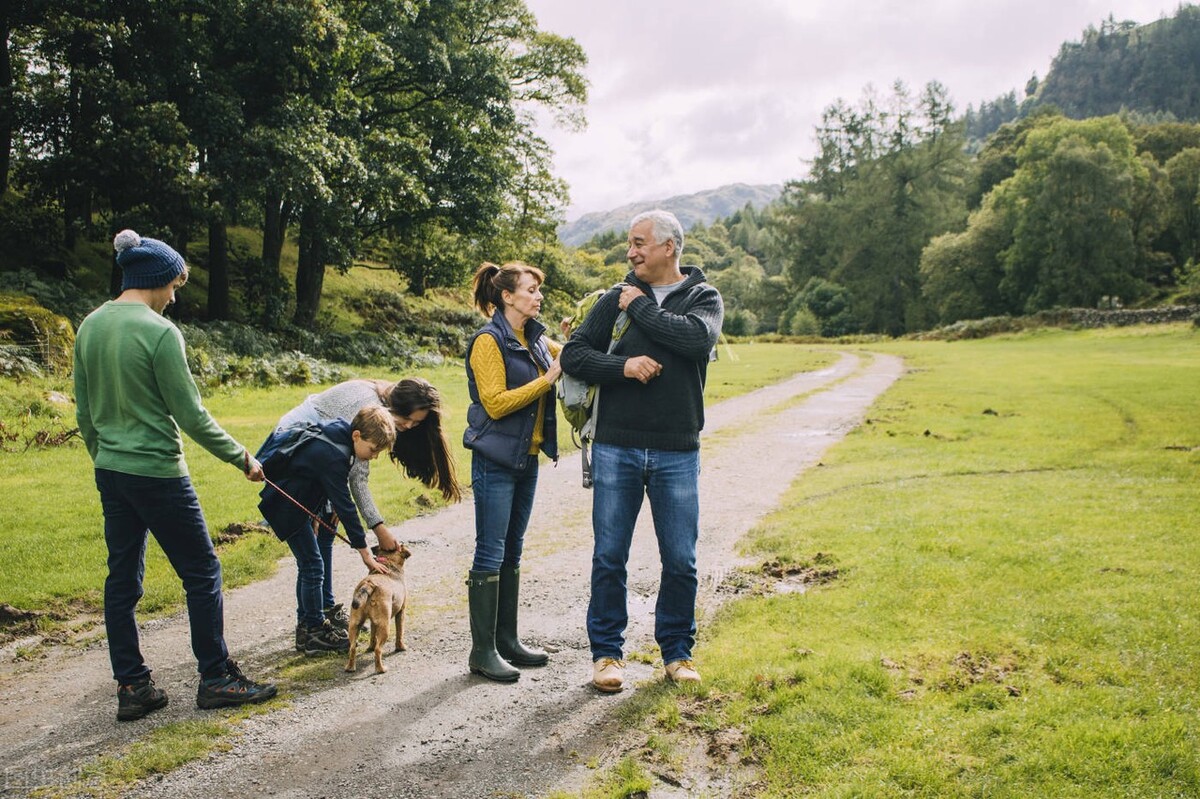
top-left (113, 229), bottom-right (142, 253)
top-left (113, 229), bottom-right (186, 290)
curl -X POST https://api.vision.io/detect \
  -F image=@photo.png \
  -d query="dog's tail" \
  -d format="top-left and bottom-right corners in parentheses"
top-left (351, 583), bottom-right (375, 610)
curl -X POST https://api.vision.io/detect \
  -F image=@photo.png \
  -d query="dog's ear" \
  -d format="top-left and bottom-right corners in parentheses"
top-left (371, 544), bottom-right (380, 557)
top-left (399, 543), bottom-right (412, 559)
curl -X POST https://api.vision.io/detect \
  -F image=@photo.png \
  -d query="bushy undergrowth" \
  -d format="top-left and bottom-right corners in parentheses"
top-left (344, 287), bottom-right (479, 355)
top-left (0, 270), bottom-right (461, 389)
top-left (178, 317), bottom-right (460, 390)
top-left (0, 268), bottom-right (108, 326)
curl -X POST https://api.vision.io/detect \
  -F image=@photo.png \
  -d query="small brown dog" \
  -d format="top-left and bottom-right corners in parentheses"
top-left (344, 543), bottom-right (411, 674)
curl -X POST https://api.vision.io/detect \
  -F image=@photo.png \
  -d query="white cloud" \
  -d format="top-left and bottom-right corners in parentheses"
top-left (524, 0), bottom-right (1176, 219)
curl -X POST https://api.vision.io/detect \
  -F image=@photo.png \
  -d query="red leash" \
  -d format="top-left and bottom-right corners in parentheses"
top-left (247, 444), bottom-right (352, 545)
top-left (261, 475), bottom-right (351, 544)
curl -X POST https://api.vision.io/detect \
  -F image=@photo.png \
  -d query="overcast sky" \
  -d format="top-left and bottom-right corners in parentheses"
top-left (522, 0), bottom-right (1179, 220)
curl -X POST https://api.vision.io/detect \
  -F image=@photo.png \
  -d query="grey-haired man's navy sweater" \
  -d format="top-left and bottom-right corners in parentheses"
top-left (560, 266), bottom-right (723, 451)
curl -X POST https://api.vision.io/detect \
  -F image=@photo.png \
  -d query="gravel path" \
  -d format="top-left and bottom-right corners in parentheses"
top-left (0, 352), bottom-right (903, 799)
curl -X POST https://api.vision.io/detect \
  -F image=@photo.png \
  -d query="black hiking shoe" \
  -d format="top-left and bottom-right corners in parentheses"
top-left (116, 677), bottom-right (169, 721)
top-left (295, 623), bottom-right (308, 652)
top-left (304, 620), bottom-right (350, 656)
top-left (196, 660), bottom-right (278, 709)
top-left (323, 603), bottom-right (349, 631)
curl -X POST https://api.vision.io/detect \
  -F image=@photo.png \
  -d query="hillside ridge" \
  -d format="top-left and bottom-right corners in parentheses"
top-left (558, 182), bottom-right (782, 246)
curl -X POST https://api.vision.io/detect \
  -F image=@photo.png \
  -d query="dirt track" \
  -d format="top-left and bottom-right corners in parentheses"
top-left (0, 352), bottom-right (902, 799)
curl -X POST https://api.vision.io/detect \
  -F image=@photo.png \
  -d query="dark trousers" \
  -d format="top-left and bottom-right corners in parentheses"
top-left (95, 468), bottom-right (230, 683)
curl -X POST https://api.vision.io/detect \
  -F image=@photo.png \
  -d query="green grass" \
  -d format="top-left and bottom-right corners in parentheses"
top-left (631, 324), bottom-right (1200, 798)
top-left (703, 343), bottom-right (839, 405)
top-left (30, 702), bottom-right (277, 799)
top-left (0, 342), bottom-right (817, 617)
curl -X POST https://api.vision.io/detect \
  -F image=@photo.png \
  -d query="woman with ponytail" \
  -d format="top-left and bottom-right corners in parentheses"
top-left (462, 261), bottom-right (562, 682)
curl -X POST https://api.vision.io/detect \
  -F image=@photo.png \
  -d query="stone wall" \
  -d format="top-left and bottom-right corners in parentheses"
top-left (1033, 305), bottom-right (1200, 328)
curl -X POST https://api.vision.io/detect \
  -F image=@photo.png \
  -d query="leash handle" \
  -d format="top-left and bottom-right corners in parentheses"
top-left (262, 475), bottom-right (351, 545)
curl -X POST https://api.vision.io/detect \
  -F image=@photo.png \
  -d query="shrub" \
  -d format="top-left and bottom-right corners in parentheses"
top-left (0, 269), bottom-right (107, 327)
top-left (786, 307), bottom-right (822, 337)
top-left (723, 308), bottom-right (759, 336)
top-left (0, 292), bottom-right (75, 373)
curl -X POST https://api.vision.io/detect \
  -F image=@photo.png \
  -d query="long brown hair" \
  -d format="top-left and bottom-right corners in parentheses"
top-left (471, 261), bottom-right (545, 317)
top-left (384, 377), bottom-right (461, 503)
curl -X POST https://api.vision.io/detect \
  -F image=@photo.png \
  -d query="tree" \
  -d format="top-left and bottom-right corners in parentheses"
top-left (770, 81), bottom-right (971, 335)
top-left (919, 203), bottom-right (1011, 324)
top-left (996, 116), bottom-right (1160, 311)
top-left (1162, 147), bottom-right (1200, 270)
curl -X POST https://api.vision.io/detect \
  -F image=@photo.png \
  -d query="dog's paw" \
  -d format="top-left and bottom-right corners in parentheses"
top-left (395, 643), bottom-right (407, 652)
top-left (374, 665), bottom-right (388, 674)
top-left (344, 662), bottom-right (356, 673)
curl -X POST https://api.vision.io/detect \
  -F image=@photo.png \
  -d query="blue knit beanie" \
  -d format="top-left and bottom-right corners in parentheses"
top-left (113, 229), bottom-right (186, 291)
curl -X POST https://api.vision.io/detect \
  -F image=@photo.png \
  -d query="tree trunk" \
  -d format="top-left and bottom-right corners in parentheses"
top-left (109, 253), bottom-right (122, 297)
top-left (262, 188), bottom-right (286, 273)
top-left (293, 205), bottom-right (325, 328)
top-left (256, 190), bottom-right (293, 325)
top-left (207, 213), bottom-right (230, 320)
top-left (0, 12), bottom-right (13, 193)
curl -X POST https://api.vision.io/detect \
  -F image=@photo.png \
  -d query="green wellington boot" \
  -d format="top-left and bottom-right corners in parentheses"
top-left (496, 566), bottom-right (549, 667)
top-left (467, 571), bottom-right (520, 682)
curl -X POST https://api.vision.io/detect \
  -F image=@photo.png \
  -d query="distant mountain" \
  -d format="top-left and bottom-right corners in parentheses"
top-left (557, 183), bottom-right (783, 247)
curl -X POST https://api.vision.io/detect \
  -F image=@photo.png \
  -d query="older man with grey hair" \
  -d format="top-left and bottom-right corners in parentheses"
top-left (561, 209), bottom-right (724, 693)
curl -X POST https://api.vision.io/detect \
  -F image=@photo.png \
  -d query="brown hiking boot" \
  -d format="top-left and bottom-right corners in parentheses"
top-left (592, 657), bottom-right (625, 693)
top-left (664, 659), bottom-right (701, 685)
top-left (116, 677), bottom-right (169, 721)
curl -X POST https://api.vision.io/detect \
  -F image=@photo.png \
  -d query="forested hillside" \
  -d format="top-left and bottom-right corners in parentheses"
top-left (965, 5), bottom-right (1200, 142)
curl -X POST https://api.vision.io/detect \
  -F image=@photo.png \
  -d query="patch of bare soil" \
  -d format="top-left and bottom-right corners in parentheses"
top-left (0, 603), bottom-right (43, 646)
top-left (0, 352), bottom-right (902, 799)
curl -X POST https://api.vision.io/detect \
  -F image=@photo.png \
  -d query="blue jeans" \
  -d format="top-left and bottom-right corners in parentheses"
top-left (95, 469), bottom-right (230, 682)
top-left (274, 408), bottom-right (338, 610)
top-left (587, 443), bottom-right (700, 664)
top-left (471, 453), bottom-right (539, 572)
top-left (284, 524), bottom-right (326, 627)
top-left (318, 527), bottom-right (336, 609)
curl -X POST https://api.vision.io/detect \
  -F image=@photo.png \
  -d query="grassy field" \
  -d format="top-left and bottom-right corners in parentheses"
top-left (0, 341), bottom-right (834, 619)
top-left (608, 324), bottom-right (1200, 798)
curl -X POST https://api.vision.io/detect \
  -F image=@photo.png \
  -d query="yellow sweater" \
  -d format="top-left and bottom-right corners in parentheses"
top-left (469, 329), bottom-right (562, 454)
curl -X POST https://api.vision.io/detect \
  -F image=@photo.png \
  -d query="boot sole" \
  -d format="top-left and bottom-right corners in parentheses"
top-left (501, 655), bottom-right (549, 667)
top-left (469, 665), bottom-right (520, 683)
top-left (591, 680), bottom-right (624, 694)
top-left (196, 685), bottom-right (278, 710)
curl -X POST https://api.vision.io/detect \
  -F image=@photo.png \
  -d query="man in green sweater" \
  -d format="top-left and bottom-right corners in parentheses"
top-left (74, 229), bottom-right (277, 721)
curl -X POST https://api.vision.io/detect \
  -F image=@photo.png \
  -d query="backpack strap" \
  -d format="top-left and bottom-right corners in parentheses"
top-left (579, 309), bottom-right (628, 489)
